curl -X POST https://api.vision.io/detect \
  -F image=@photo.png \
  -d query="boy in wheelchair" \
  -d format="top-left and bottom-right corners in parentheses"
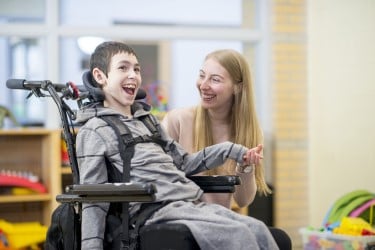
top-left (76, 41), bottom-right (279, 249)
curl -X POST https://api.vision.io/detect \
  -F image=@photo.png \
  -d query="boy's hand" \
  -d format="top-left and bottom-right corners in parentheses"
top-left (242, 144), bottom-right (263, 166)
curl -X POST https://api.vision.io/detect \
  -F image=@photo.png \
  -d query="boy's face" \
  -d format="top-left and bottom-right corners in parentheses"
top-left (95, 52), bottom-right (142, 114)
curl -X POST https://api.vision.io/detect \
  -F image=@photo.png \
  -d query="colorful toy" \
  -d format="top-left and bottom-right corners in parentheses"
top-left (323, 189), bottom-right (375, 229)
top-left (333, 217), bottom-right (375, 236)
top-left (350, 198), bottom-right (375, 226)
top-left (300, 190), bottom-right (375, 250)
top-left (0, 171), bottom-right (47, 194)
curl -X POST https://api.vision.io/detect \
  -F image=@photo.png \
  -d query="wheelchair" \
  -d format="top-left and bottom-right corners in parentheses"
top-left (6, 72), bottom-right (291, 250)
top-left (7, 74), bottom-right (242, 250)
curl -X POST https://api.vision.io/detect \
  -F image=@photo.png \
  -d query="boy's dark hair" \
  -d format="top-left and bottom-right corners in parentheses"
top-left (89, 41), bottom-right (138, 86)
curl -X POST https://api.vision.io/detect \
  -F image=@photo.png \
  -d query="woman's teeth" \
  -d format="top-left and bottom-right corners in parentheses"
top-left (202, 94), bottom-right (215, 101)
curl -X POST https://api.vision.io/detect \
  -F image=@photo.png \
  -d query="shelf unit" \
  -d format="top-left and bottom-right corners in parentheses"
top-left (0, 128), bottom-right (61, 226)
top-left (61, 134), bottom-right (74, 191)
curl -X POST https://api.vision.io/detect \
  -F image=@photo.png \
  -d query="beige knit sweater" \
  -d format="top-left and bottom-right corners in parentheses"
top-left (162, 106), bottom-right (249, 213)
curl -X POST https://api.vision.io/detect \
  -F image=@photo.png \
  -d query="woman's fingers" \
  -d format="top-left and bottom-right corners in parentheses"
top-left (243, 145), bottom-right (264, 165)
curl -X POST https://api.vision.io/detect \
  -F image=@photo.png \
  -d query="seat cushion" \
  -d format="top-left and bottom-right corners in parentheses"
top-left (139, 223), bottom-right (200, 250)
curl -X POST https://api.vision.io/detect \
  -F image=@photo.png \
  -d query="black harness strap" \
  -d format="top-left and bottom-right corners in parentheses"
top-left (139, 115), bottom-right (158, 134)
top-left (139, 115), bottom-right (168, 149)
top-left (100, 115), bottom-right (134, 182)
top-left (100, 115), bottom-right (134, 250)
top-left (99, 114), bottom-right (167, 250)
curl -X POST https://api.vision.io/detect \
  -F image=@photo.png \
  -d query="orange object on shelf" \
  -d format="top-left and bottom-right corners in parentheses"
top-left (61, 137), bottom-right (70, 166)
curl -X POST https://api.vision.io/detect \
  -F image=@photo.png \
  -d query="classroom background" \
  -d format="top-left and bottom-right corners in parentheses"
top-left (0, 1), bottom-right (374, 249)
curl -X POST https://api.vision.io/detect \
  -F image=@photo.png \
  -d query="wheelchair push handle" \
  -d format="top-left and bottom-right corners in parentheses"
top-left (6, 78), bottom-right (87, 101)
top-left (6, 79), bottom-right (67, 91)
top-left (6, 78), bottom-right (83, 185)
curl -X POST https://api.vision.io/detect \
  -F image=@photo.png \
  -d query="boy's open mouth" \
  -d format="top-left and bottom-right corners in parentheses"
top-left (123, 84), bottom-right (136, 95)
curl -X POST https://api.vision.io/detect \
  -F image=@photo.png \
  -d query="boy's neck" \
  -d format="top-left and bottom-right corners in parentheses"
top-left (104, 101), bottom-right (132, 118)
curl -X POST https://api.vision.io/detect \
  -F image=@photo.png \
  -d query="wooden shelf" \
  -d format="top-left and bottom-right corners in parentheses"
top-left (0, 128), bottom-right (61, 226)
top-left (0, 128), bottom-right (55, 136)
top-left (0, 194), bottom-right (51, 203)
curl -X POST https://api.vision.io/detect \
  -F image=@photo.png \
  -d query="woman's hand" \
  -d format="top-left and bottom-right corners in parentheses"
top-left (242, 144), bottom-right (263, 166)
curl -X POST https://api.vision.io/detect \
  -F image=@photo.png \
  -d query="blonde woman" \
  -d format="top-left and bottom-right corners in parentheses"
top-left (162, 49), bottom-right (271, 210)
top-left (162, 49), bottom-right (292, 250)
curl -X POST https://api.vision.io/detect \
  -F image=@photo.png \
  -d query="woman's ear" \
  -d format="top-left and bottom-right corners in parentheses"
top-left (234, 82), bottom-right (243, 95)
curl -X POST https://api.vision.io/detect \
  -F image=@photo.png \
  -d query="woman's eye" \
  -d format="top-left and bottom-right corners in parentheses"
top-left (119, 66), bottom-right (127, 71)
top-left (134, 67), bottom-right (141, 73)
top-left (211, 77), bottom-right (220, 83)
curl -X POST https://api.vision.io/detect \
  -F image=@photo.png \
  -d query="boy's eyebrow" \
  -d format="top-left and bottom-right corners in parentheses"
top-left (117, 60), bottom-right (140, 67)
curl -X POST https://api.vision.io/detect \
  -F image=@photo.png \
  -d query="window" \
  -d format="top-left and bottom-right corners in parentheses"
top-left (0, 0), bottom-right (264, 128)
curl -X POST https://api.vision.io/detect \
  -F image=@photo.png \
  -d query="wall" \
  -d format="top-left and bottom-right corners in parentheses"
top-left (268, 2), bottom-right (375, 249)
top-left (170, 41), bottom-right (242, 109)
top-left (308, 0), bottom-right (375, 227)
top-left (270, 1), bottom-right (308, 248)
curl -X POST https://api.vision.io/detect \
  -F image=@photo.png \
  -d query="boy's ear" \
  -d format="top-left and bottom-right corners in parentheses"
top-left (92, 68), bottom-right (105, 86)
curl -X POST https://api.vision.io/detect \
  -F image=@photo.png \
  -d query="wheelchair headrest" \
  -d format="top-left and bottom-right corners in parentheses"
top-left (82, 71), bottom-right (105, 102)
top-left (82, 71), bottom-right (147, 102)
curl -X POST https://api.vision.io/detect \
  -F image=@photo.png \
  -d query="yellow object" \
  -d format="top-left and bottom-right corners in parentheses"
top-left (333, 217), bottom-right (375, 236)
top-left (0, 220), bottom-right (47, 250)
top-left (11, 188), bottom-right (36, 195)
top-left (370, 202), bottom-right (374, 226)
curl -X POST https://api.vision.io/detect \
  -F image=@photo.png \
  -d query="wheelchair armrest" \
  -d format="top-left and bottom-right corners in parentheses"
top-left (56, 182), bottom-right (156, 203)
top-left (187, 175), bottom-right (241, 193)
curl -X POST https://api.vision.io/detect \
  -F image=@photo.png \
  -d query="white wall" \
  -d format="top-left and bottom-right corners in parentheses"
top-left (308, 0), bottom-right (375, 227)
top-left (61, 0), bottom-right (242, 26)
top-left (170, 41), bottom-right (242, 109)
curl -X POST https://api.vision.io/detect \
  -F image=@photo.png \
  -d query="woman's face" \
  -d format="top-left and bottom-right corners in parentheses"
top-left (196, 58), bottom-right (235, 111)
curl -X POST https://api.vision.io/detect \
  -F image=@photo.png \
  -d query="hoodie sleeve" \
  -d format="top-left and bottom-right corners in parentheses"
top-left (179, 141), bottom-right (248, 175)
top-left (157, 120), bottom-right (248, 176)
top-left (76, 125), bottom-right (110, 249)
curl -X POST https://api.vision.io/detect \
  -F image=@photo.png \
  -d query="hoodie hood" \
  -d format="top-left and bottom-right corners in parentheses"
top-left (75, 101), bottom-right (152, 124)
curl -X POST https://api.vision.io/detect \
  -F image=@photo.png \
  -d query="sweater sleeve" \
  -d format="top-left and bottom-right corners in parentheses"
top-left (76, 126), bottom-right (110, 249)
top-left (168, 140), bottom-right (249, 176)
top-left (159, 114), bottom-right (249, 176)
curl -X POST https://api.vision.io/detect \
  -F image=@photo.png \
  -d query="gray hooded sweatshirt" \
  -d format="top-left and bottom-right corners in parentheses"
top-left (75, 102), bottom-right (278, 250)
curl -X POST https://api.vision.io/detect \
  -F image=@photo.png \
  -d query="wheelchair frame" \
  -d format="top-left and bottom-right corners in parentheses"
top-left (6, 77), bottom-right (241, 250)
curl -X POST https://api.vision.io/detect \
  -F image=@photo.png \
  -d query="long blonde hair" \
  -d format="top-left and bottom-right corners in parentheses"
top-left (193, 49), bottom-right (271, 195)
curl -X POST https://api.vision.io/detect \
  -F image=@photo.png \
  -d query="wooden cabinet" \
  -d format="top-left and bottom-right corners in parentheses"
top-left (0, 129), bottom-right (61, 226)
